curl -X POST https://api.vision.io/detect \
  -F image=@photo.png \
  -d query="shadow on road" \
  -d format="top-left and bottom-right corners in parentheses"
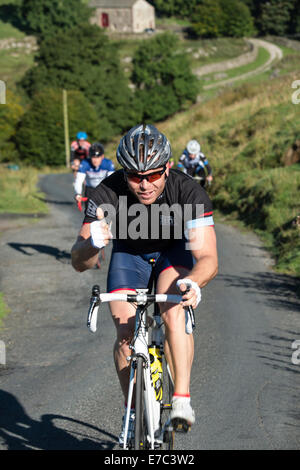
top-left (34, 194), bottom-right (74, 207)
top-left (218, 271), bottom-right (300, 311)
top-left (0, 390), bottom-right (117, 450)
top-left (7, 243), bottom-right (71, 262)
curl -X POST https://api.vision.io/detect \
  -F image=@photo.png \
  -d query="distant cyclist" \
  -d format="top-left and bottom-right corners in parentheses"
top-left (71, 132), bottom-right (91, 176)
top-left (178, 140), bottom-right (213, 187)
top-left (74, 142), bottom-right (115, 206)
top-left (74, 142), bottom-right (115, 269)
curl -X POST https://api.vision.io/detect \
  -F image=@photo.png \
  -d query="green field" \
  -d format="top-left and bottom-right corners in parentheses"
top-left (0, 292), bottom-right (9, 327)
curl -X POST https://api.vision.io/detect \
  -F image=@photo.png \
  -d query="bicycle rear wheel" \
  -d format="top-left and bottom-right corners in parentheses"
top-left (135, 356), bottom-right (147, 449)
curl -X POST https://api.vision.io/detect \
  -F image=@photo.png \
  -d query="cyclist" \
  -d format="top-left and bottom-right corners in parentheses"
top-left (178, 139), bottom-right (213, 187)
top-left (74, 142), bottom-right (115, 206)
top-left (71, 124), bottom-right (218, 444)
top-left (71, 132), bottom-right (91, 176)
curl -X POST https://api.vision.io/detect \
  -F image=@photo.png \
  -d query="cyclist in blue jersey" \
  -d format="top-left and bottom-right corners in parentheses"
top-left (74, 142), bottom-right (115, 205)
top-left (178, 140), bottom-right (213, 187)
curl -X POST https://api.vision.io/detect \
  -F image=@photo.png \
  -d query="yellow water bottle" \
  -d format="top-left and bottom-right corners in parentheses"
top-left (149, 344), bottom-right (163, 401)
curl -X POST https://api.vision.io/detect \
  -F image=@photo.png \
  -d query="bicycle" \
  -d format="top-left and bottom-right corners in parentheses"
top-left (86, 258), bottom-right (195, 450)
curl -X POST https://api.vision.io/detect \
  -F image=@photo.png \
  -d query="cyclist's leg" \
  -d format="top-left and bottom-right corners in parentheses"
top-left (110, 292), bottom-right (136, 400)
top-left (107, 242), bottom-right (153, 401)
top-left (154, 241), bottom-right (195, 397)
top-left (156, 266), bottom-right (194, 396)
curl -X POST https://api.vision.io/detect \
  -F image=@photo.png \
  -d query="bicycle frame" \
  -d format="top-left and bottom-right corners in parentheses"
top-left (123, 289), bottom-right (165, 450)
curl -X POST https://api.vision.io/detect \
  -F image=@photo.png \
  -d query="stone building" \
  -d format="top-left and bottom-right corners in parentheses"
top-left (89, 0), bottom-right (155, 33)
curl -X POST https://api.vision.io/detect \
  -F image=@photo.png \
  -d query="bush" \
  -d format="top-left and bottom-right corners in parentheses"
top-left (132, 32), bottom-right (198, 122)
top-left (0, 90), bottom-right (24, 163)
top-left (219, 0), bottom-right (255, 37)
top-left (15, 89), bottom-right (103, 167)
top-left (19, 24), bottom-right (141, 140)
top-left (17, 0), bottom-right (92, 41)
top-left (214, 166), bottom-right (300, 277)
top-left (190, 0), bottom-right (225, 38)
top-left (148, 0), bottom-right (197, 18)
top-left (191, 0), bottom-right (254, 38)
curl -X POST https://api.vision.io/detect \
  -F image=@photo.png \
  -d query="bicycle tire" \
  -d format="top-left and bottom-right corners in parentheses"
top-left (162, 356), bottom-right (175, 450)
top-left (134, 356), bottom-right (146, 449)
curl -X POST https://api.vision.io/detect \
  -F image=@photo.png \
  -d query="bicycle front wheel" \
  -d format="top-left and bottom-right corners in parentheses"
top-left (135, 356), bottom-right (146, 450)
top-left (162, 357), bottom-right (175, 450)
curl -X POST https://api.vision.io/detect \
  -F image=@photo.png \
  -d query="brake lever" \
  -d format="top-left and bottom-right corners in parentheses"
top-left (182, 286), bottom-right (196, 333)
top-left (87, 285), bottom-right (100, 332)
top-left (77, 197), bottom-right (88, 212)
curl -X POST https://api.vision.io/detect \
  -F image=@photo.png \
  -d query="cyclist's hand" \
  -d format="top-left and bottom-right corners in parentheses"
top-left (75, 194), bottom-right (82, 202)
top-left (90, 219), bottom-right (113, 249)
top-left (176, 278), bottom-right (201, 309)
top-left (71, 160), bottom-right (80, 171)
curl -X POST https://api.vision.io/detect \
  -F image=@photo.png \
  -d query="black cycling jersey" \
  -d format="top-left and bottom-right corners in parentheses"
top-left (84, 169), bottom-right (214, 253)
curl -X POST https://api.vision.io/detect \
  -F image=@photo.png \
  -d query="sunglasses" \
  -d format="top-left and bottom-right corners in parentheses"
top-left (125, 167), bottom-right (166, 184)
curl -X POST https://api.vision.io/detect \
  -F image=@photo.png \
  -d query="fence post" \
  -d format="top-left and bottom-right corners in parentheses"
top-left (63, 89), bottom-right (70, 168)
top-left (0, 341), bottom-right (6, 365)
top-left (0, 80), bottom-right (6, 104)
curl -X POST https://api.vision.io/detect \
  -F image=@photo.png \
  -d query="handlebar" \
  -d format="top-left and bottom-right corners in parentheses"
top-left (76, 196), bottom-right (88, 212)
top-left (86, 285), bottom-right (195, 334)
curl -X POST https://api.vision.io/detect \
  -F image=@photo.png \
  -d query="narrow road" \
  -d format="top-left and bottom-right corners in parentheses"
top-left (0, 173), bottom-right (299, 451)
top-left (202, 38), bottom-right (283, 89)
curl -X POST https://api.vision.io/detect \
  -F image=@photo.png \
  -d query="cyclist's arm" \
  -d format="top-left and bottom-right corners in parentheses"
top-left (73, 171), bottom-right (86, 197)
top-left (204, 162), bottom-right (213, 176)
top-left (71, 223), bottom-right (100, 272)
top-left (200, 153), bottom-right (213, 177)
top-left (187, 225), bottom-right (218, 286)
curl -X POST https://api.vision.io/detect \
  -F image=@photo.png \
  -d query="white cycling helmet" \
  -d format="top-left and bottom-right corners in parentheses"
top-left (187, 140), bottom-right (200, 154)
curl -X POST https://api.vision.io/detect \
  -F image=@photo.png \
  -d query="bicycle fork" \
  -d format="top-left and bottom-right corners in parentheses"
top-left (123, 306), bottom-right (160, 450)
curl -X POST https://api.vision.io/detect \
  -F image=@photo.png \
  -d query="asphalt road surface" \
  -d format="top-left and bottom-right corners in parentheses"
top-left (0, 173), bottom-right (299, 451)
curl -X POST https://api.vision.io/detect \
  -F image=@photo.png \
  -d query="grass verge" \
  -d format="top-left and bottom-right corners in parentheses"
top-left (0, 292), bottom-right (10, 328)
top-left (0, 165), bottom-right (64, 214)
top-left (158, 70), bottom-right (300, 281)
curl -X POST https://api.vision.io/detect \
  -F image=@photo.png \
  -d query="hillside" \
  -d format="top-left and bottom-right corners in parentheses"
top-left (0, 2), bottom-right (299, 283)
top-left (156, 71), bottom-right (300, 280)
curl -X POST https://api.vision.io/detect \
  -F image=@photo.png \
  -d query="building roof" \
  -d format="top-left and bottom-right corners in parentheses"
top-left (89, 0), bottom-right (138, 8)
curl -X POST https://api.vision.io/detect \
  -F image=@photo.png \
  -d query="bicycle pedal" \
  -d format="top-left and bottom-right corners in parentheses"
top-left (171, 418), bottom-right (191, 433)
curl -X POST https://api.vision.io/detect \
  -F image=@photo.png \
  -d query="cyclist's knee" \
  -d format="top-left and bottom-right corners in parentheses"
top-left (162, 305), bottom-right (185, 333)
top-left (116, 321), bottom-right (135, 345)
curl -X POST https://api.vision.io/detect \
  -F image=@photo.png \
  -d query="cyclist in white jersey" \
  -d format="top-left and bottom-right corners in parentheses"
top-left (178, 140), bottom-right (213, 187)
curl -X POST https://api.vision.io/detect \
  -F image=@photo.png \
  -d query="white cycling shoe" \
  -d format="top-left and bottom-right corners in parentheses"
top-left (170, 397), bottom-right (195, 432)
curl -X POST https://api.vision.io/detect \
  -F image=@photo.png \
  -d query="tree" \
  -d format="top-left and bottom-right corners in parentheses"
top-left (219, 0), bottom-right (255, 37)
top-left (258, 0), bottom-right (295, 35)
top-left (0, 90), bottom-right (24, 163)
top-left (191, 0), bottom-right (254, 38)
top-left (17, 0), bottom-right (92, 41)
top-left (191, 0), bottom-right (225, 38)
top-left (131, 32), bottom-right (198, 122)
top-left (289, 0), bottom-right (300, 34)
top-left (148, 0), bottom-right (197, 18)
top-left (15, 89), bottom-right (104, 167)
top-left (19, 24), bottom-right (141, 140)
